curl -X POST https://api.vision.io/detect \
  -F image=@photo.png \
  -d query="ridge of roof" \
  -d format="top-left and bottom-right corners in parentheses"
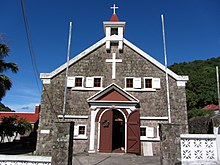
top-left (0, 112), bottom-right (39, 123)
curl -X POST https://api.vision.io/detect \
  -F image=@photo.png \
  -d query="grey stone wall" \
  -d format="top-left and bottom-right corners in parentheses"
top-left (159, 123), bottom-right (188, 165)
top-left (36, 43), bottom-right (188, 156)
top-left (51, 122), bottom-right (74, 165)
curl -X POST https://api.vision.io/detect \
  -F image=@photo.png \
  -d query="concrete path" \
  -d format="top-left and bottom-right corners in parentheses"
top-left (73, 153), bottom-right (160, 165)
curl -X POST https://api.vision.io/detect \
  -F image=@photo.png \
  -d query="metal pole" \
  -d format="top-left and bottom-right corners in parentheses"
top-left (161, 14), bottom-right (171, 123)
top-left (216, 66), bottom-right (220, 113)
top-left (62, 22), bottom-right (72, 121)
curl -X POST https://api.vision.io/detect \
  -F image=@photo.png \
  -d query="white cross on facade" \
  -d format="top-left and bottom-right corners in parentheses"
top-left (106, 53), bottom-right (122, 79)
top-left (110, 4), bottom-right (119, 14)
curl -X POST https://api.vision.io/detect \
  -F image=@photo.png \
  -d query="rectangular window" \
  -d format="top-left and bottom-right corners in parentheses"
top-left (145, 78), bottom-right (152, 88)
top-left (74, 125), bottom-right (87, 139)
top-left (85, 77), bottom-right (102, 88)
top-left (126, 78), bottom-right (133, 88)
top-left (140, 127), bottom-right (146, 136)
top-left (75, 77), bottom-right (83, 87)
top-left (78, 126), bottom-right (86, 135)
top-left (111, 28), bottom-right (118, 35)
top-left (94, 78), bottom-right (101, 87)
top-left (140, 126), bottom-right (160, 141)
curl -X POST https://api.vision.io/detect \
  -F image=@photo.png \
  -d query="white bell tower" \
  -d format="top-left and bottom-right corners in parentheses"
top-left (103, 4), bottom-right (126, 51)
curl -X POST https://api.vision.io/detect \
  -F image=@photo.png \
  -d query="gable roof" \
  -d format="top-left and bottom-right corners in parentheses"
top-left (0, 112), bottom-right (39, 123)
top-left (40, 37), bottom-right (188, 82)
top-left (87, 83), bottom-right (139, 103)
top-left (203, 104), bottom-right (219, 111)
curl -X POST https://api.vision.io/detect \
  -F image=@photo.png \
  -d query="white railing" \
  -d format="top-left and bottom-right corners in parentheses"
top-left (0, 155), bottom-right (51, 165)
top-left (180, 134), bottom-right (220, 165)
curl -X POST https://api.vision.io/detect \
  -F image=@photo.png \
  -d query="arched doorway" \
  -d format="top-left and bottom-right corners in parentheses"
top-left (99, 109), bottom-right (125, 153)
top-left (112, 110), bottom-right (125, 152)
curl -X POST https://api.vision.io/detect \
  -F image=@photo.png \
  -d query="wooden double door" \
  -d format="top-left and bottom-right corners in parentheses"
top-left (99, 109), bottom-right (140, 154)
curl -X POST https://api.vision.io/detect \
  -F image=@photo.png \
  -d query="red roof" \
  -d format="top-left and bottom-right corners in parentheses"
top-left (110, 14), bottom-right (119, 22)
top-left (203, 104), bottom-right (219, 111)
top-left (0, 112), bottom-right (39, 123)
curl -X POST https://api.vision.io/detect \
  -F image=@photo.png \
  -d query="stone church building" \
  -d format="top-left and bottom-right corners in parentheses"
top-left (36, 6), bottom-right (188, 156)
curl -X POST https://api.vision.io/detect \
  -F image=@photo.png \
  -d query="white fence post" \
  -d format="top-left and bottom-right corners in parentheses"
top-left (216, 135), bottom-right (220, 162)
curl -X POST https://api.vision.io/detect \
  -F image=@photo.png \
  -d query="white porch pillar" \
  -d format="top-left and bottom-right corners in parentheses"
top-left (88, 109), bottom-right (96, 153)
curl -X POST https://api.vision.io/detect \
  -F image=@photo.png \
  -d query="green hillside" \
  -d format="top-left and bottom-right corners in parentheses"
top-left (169, 57), bottom-right (220, 118)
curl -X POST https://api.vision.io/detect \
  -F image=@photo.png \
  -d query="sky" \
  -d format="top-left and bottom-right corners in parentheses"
top-left (1, 0), bottom-right (220, 112)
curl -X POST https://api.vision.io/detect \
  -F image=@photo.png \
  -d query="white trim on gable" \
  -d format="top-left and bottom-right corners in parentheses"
top-left (123, 39), bottom-right (189, 81)
top-left (40, 38), bottom-right (106, 79)
top-left (87, 83), bottom-right (139, 103)
top-left (40, 37), bottom-right (188, 83)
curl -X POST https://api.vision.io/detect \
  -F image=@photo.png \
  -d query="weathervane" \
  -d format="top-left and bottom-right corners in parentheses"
top-left (110, 4), bottom-right (118, 14)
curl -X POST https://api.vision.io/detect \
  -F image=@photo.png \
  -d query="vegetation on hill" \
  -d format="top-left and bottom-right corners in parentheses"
top-left (0, 102), bottom-right (12, 112)
top-left (169, 57), bottom-right (220, 119)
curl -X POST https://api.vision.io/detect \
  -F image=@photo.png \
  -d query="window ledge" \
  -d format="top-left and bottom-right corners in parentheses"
top-left (124, 88), bottom-right (156, 92)
top-left (71, 88), bottom-right (103, 91)
top-left (140, 137), bottom-right (160, 141)
top-left (74, 136), bottom-right (88, 140)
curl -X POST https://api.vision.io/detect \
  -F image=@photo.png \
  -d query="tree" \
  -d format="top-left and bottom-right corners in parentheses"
top-left (15, 118), bottom-right (32, 138)
top-left (0, 115), bottom-right (32, 143)
top-left (0, 43), bottom-right (19, 100)
top-left (0, 115), bottom-right (17, 142)
top-left (169, 57), bottom-right (220, 118)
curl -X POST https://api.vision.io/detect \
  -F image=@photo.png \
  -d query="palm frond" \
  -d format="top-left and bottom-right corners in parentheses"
top-left (0, 75), bottom-right (12, 100)
top-left (0, 44), bottom-right (9, 58)
top-left (2, 62), bottom-right (19, 73)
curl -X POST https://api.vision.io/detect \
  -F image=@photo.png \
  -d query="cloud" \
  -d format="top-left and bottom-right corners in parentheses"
top-left (21, 106), bottom-right (31, 110)
top-left (6, 103), bottom-right (38, 113)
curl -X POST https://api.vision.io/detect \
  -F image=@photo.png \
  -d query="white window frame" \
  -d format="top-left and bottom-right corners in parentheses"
top-left (93, 76), bottom-right (103, 88)
top-left (74, 124), bottom-right (87, 140)
top-left (140, 126), bottom-right (160, 141)
top-left (144, 77), bottom-right (153, 89)
top-left (143, 77), bottom-right (160, 91)
top-left (124, 77), bottom-right (135, 89)
top-left (85, 76), bottom-right (103, 89)
top-left (124, 77), bottom-right (159, 92)
top-left (74, 76), bottom-right (84, 88)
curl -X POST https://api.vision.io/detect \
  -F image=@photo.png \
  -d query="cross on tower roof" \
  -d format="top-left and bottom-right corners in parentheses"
top-left (110, 4), bottom-right (119, 14)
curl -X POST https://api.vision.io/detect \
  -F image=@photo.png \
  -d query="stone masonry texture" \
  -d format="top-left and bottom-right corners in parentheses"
top-left (36, 43), bottom-right (188, 156)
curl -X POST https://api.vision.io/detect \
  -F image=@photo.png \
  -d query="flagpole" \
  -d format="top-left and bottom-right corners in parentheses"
top-left (62, 22), bottom-right (72, 121)
top-left (161, 14), bottom-right (171, 123)
top-left (216, 66), bottom-right (220, 113)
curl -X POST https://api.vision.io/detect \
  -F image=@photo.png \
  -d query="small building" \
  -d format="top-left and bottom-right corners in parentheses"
top-left (203, 104), bottom-right (219, 115)
top-left (0, 105), bottom-right (40, 142)
top-left (36, 6), bottom-right (188, 156)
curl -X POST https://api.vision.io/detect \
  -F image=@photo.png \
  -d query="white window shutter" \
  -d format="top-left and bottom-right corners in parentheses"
top-left (106, 41), bottom-right (110, 50)
top-left (152, 78), bottom-right (161, 89)
top-left (67, 77), bottom-right (75, 88)
top-left (133, 78), bottom-right (142, 89)
top-left (146, 127), bottom-right (154, 138)
top-left (86, 77), bottom-right (94, 88)
top-left (74, 126), bottom-right (79, 136)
